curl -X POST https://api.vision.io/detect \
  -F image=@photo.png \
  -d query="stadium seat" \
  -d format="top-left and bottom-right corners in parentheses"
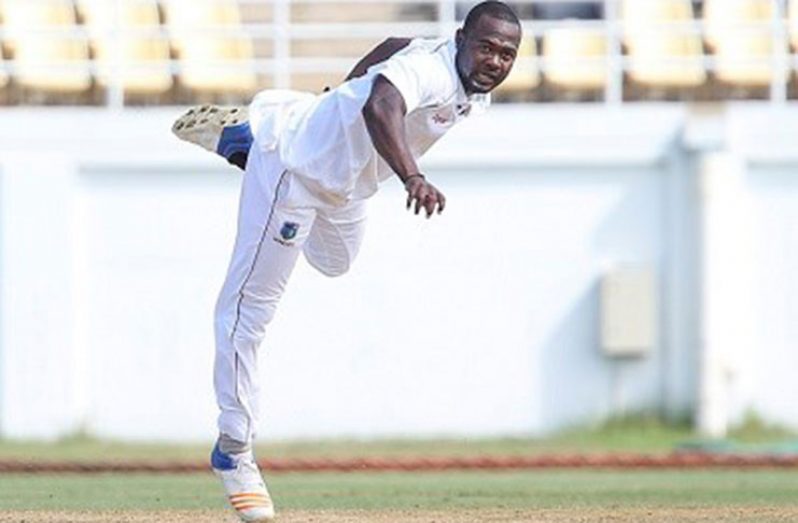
top-left (174, 35), bottom-right (258, 95)
top-left (713, 34), bottom-right (776, 87)
top-left (163, 0), bottom-right (244, 53)
top-left (542, 27), bottom-right (607, 91)
top-left (790, 0), bottom-right (798, 51)
top-left (493, 37), bottom-right (540, 97)
top-left (704, 0), bottom-right (776, 87)
top-left (0, 0), bottom-right (92, 95)
top-left (621, 0), bottom-right (705, 88)
top-left (162, 0), bottom-right (258, 95)
top-left (78, 0), bottom-right (172, 96)
top-left (620, 0), bottom-right (694, 37)
top-left (291, 2), bottom-right (398, 23)
top-left (704, 0), bottom-right (774, 50)
top-left (627, 34), bottom-right (706, 88)
top-left (0, 58), bottom-right (9, 93)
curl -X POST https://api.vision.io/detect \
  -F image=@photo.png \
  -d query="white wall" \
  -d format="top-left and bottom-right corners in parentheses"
top-left (0, 104), bottom-right (793, 441)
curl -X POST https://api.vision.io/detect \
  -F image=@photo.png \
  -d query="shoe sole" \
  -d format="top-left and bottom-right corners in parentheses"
top-left (172, 104), bottom-right (249, 154)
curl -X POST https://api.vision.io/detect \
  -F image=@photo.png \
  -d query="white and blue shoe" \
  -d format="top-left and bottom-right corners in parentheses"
top-left (211, 443), bottom-right (275, 522)
top-left (172, 105), bottom-right (253, 168)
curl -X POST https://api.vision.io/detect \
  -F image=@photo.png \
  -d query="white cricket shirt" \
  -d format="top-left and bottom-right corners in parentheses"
top-left (250, 38), bottom-right (490, 206)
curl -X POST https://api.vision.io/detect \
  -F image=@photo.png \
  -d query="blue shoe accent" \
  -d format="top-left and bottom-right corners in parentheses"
top-left (216, 122), bottom-right (254, 160)
top-left (211, 443), bottom-right (237, 471)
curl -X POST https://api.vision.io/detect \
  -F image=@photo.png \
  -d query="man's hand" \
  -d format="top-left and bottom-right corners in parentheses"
top-left (404, 175), bottom-right (446, 218)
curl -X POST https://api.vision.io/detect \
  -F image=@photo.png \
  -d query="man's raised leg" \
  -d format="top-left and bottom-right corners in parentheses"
top-left (303, 199), bottom-right (368, 278)
top-left (172, 105), bottom-right (252, 170)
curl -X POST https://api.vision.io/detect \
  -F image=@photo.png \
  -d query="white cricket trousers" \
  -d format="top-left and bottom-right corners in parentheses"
top-left (213, 146), bottom-right (367, 444)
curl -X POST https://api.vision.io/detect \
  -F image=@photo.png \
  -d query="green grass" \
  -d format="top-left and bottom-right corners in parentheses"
top-left (0, 416), bottom-right (696, 462)
top-left (0, 414), bottom-right (793, 463)
top-left (1, 417), bottom-right (795, 517)
top-left (0, 470), bottom-right (797, 511)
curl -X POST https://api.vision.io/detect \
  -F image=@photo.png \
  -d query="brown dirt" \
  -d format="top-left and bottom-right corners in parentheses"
top-left (2, 507), bottom-right (798, 523)
top-left (2, 454), bottom-right (798, 473)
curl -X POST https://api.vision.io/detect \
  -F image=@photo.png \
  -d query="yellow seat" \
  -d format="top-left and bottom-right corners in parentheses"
top-left (77, 0), bottom-right (172, 95)
top-left (714, 34), bottom-right (775, 87)
top-left (542, 27), bottom-right (607, 90)
top-left (494, 37), bottom-right (540, 95)
top-left (0, 59), bottom-right (9, 90)
top-left (704, 0), bottom-right (774, 51)
top-left (0, 0), bottom-right (92, 94)
top-left (163, 0), bottom-right (244, 53)
top-left (162, 0), bottom-right (258, 95)
top-left (704, 0), bottom-right (776, 87)
top-left (621, 0), bottom-right (705, 88)
top-left (291, 2), bottom-right (398, 23)
top-left (0, 0), bottom-right (76, 51)
top-left (621, 0), bottom-right (694, 36)
top-left (177, 36), bottom-right (258, 94)
top-left (789, 0), bottom-right (798, 50)
top-left (627, 33), bottom-right (706, 87)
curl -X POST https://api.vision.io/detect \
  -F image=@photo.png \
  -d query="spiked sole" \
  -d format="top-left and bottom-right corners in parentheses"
top-left (171, 104), bottom-right (249, 154)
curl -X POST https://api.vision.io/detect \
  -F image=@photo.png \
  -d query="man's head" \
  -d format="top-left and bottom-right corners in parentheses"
top-left (455, 1), bottom-right (522, 95)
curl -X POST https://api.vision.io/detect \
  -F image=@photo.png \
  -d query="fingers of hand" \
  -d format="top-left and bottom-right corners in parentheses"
top-left (406, 181), bottom-right (444, 218)
top-left (414, 188), bottom-right (426, 215)
top-left (406, 178), bottom-right (422, 210)
top-left (407, 184), bottom-right (426, 215)
top-left (424, 193), bottom-right (438, 218)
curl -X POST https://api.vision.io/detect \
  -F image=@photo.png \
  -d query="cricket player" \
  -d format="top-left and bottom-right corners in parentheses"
top-left (172, 2), bottom-right (520, 520)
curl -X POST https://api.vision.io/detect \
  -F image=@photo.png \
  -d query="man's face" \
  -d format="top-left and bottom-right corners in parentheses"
top-left (455, 15), bottom-right (521, 94)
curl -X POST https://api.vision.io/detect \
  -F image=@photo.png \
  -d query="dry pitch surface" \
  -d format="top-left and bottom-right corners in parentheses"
top-left (3, 508), bottom-right (798, 522)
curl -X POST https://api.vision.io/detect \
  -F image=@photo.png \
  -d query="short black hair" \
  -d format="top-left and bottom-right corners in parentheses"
top-left (463, 1), bottom-right (521, 34)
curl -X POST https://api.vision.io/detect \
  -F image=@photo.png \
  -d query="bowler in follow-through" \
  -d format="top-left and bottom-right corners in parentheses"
top-left (172, 1), bottom-right (520, 520)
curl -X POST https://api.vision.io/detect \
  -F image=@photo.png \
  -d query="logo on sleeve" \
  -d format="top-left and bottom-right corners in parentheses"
top-left (274, 221), bottom-right (299, 246)
top-left (431, 112), bottom-right (452, 125)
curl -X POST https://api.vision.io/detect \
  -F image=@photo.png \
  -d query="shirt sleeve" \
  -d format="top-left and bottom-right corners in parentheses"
top-left (375, 52), bottom-right (450, 113)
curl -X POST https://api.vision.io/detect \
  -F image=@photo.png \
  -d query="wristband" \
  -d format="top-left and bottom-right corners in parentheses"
top-left (404, 173), bottom-right (425, 184)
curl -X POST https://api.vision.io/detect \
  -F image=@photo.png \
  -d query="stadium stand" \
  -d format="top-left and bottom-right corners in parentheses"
top-left (704, 0), bottom-right (777, 88)
top-left (621, 0), bottom-right (706, 91)
top-left (0, 57), bottom-right (7, 88)
top-left (78, 0), bottom-right (172, 100)
top-left (290, 3), bottom-right (402, 92)
top-left (533, 1), bottom-right (602, 20)
top-left (0, 0), bottom-right (796, 105)
top-left (790, 0), bottom-right (798, 50)
top-left (0, 0), bottom-right (92, 101)
top-left (541, 27), bottom-right (607, 95)
top-left (162, 0), bottom-right (259, 100)
top-left (493, 36), bottom-right (540, 99)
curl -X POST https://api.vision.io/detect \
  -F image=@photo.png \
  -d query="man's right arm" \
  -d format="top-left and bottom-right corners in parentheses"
top-left (362, 76), bottom-right (446, 218)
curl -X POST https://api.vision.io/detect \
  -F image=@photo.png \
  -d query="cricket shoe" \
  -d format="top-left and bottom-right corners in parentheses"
top-left (171, 105), bottom-right (253, 164)
top-left (211, 443), bottom-right (275, 522)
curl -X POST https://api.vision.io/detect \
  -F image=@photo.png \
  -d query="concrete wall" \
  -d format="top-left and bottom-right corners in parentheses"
top-left (0, 104), bottom-right (793, 441)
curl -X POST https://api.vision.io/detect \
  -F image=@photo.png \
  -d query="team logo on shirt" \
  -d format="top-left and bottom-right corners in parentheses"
top-left (274, 221), bottom-right (299, 246)
top-left (280, 222), bottom-right (299, 240)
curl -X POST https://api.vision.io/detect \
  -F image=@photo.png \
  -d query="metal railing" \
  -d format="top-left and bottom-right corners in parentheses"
top-left (0, 0), bottom-right (795, 107)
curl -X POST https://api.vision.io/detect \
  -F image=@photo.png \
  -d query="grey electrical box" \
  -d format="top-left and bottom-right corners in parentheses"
top-left (600, 266), bottom-right (657, 358)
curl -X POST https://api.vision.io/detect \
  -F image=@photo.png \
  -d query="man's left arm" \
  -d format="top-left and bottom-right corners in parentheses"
top-left (344, 38), bottom-right (412, 81)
